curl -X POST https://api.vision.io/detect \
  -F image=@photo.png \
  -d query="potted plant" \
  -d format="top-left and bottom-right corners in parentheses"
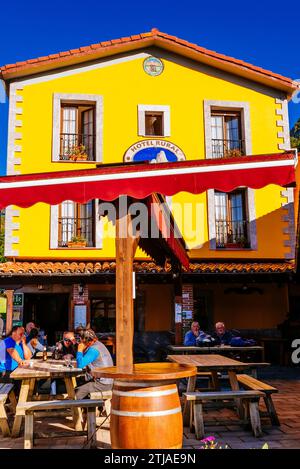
top-left (67, 235), bottom-right (87, 248)
top-left (224, 148), bottom-right (243, 158)
top-left (225, 236), bottom-right (249, 248)
top-left (67, 144), bottom-right (88, 162)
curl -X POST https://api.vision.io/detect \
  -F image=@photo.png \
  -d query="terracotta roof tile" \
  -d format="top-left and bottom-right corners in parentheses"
top-left (0, 29), bottom-right (297, 93)
top-left (0, 260), bottom-right (295, 276)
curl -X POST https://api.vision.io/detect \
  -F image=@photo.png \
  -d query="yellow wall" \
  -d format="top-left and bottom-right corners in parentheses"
top-left (9, 49), bottom-right (290, 260)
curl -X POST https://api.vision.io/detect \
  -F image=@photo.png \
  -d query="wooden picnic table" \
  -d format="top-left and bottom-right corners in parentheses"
top-left (167, 345), bottom-right (264, 359)
top-left (167, 354), bottom-right (264, 425)
top-left (10, 359), bottom-right (84, 437)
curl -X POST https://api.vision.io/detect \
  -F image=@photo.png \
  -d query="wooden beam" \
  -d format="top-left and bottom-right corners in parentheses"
top-left (5, 290), bottom-right (13, 335)
top-left (115, 209), bottom-right (140, 372)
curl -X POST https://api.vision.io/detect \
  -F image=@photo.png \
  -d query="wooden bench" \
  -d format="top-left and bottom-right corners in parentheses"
top-left (184, 390), bottom-right (264, 438)
top-left (0, 383), bottom-right (17, 437)
top-left (18, 399), bottom-right (104, 449)
top-left (237, 374), bottom-right (280, 426)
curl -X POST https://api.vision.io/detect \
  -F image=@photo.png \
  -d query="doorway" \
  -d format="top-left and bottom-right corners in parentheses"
top-left (23, 293), bottom-right (69, 345)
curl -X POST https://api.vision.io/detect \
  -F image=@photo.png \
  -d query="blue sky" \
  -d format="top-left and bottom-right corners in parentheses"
top-left (0, 0), bottom-right (299, 175)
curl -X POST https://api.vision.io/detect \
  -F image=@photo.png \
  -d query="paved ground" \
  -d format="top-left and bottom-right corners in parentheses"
top-left (1, 370), bottom-right (300, 449)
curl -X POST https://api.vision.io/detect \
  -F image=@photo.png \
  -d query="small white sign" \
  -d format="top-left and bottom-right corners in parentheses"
top-left (74, 304), bottom-right (87, 329)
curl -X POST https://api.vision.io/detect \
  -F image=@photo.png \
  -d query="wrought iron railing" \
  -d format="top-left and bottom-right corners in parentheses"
top-left (58, 217), bottom-right (94, 247)
top-left (59, 133), bottom-right (95, 161)
top-left (216, 220), bottom-right (250, 248)
top-left (211, 139), bottom-right (245, 158)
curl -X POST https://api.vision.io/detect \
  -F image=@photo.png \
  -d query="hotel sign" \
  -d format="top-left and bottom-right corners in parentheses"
top-left (124, 139), bottom-right (186, 163)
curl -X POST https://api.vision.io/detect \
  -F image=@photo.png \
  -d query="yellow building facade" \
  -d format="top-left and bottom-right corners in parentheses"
top-left (0, 30), bottom-right (298, 355)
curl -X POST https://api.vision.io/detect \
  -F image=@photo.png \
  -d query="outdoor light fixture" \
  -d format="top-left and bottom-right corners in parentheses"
top-left (78, 284), bottom-right (85, 296)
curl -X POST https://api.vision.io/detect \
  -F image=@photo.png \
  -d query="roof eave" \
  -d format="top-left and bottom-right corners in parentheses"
top-left (1, 35), bottom-right (297, 96)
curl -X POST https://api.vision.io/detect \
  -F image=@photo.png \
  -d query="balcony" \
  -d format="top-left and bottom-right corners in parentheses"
top-left (211, 139), bottom-right (245, 159)
top-left (58, 217), bottom-right (94, 247)
top-left (216, 220), bottom-right (250, 248)
top-left (59, 133), bottom-right (95, 161)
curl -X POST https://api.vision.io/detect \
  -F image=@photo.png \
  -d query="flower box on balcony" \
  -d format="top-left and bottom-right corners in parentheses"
top-left (69, 153), bottom-right (88, 162)
top-left (67, 237), bottom-right (87, 248)
top-left (67, 241), bottom-right (87, 248)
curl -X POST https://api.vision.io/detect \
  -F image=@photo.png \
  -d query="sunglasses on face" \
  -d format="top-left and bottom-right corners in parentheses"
top-left (63, 339), bottom-right (72, 343)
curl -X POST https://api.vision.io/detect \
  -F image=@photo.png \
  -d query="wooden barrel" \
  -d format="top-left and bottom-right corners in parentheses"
top-left (110, 380), bottom-right (183, 449)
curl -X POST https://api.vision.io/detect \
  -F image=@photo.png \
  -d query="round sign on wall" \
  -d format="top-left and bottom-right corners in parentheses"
top-left (124, 139), bottom-right (186, 163)
top-left (143, 57), bottom-right (164, 76)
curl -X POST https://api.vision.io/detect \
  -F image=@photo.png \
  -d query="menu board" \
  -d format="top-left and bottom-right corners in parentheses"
top-left (74, 304), bottom-right (87, 329)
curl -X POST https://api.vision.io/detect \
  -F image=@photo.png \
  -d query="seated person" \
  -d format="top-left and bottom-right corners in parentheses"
top-left (184, 321), bottom-right (214, 346)
top-left (48, 331), bottom-right (78, 396)
top-left (211, 321), bottom-right (234, 345)
top-left (0, 339), bottom-right (5, 376)
top-left (75, 329), bottom-right (113, 399)
top-left (25, 322), bottom-right (44, 356)
top-left (26, 327), bottom-right (44, 356)
top-left (53, 331), bottom-right (78, 359)
top-left (4, 326), bottom-right (32, 374)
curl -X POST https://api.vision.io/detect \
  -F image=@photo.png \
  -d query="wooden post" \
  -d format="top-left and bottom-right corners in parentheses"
top-left (5, 290), bottom-right (13, 335)
top-left (115, 209), bottom-right (140, 372)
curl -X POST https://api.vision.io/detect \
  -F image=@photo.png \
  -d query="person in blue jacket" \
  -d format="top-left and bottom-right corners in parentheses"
top-left (184, 321), bottom-right (213, 346)
top-left (75, 329), bottom-right (113, 399)
top-left (4, 325), bottom-right (32, 373)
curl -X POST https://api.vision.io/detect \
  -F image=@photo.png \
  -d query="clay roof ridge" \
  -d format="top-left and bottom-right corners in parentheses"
top-left (0, 28), bottom-right (297, 92)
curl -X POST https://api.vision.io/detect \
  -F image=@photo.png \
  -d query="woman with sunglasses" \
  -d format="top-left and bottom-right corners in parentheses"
top-left (54, 331), bottom-right (78, 360)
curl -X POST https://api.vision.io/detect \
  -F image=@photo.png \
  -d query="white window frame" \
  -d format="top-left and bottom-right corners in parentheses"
top-left (138, 105), bottom-right (170, 137)
top-left (52, 93), bottom-right (103, 162)
top-left (50, 200), bottom-right (102, 249)
top-left (204, 100), bottom-right (257, 250)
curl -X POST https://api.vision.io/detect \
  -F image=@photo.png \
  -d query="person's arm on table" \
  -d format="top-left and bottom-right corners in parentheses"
top-left (21, 336), bottom-right (32, 360)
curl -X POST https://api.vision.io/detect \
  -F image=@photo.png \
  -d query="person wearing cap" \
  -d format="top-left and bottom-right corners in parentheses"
top-left (54, 331), bottom-right (78, 359)
top-left (75, 329), bottom-right (113, 399)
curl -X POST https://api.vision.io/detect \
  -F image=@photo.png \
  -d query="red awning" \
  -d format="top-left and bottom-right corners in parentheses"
top-left (139, 194), bottom-right (190, 270)
top-left (0, 152), bottom-right (296, 209)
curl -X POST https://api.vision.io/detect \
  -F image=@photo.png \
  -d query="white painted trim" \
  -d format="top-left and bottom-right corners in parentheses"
top-left (207, 188), bottom-right (256, 250)
top-left (281, 188), bottom-right (295, 259)
top-left (50, 200), bottom-right (102, 249)
top-left (111, 407), bottom-right (182, 417)
top-left (207, 189), bottom-right (216, 249)
top-left (50, 205), bottom-right (59, 249)
top-left (204, 100), bottom-right (252, 157)
top-left (137, 104), bottom-right (171, 137)
top-left (247, 188), bottom-right (257, 250)
top-left (4, 206), bottom-right (20, 256)
top-left (204, 100), bottom-right (256, 250)
top-left (0, 158), bottom-right (294, 190)
top-left (52, 93), bottom-right (103, 163)
top-left (5, 83), bottom-right (22, 256)
top-left (113, 388), bottom-right (177, 397)
top-left (12, 53), bottom-right (150, 87)
top-left (275, 96), bottom-right (291, 151)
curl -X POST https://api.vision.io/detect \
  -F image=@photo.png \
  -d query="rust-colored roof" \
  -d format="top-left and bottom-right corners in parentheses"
top-left (0, 29), bottom-right (297, 94)
top-left (0, 260), bottom-right (295, 276)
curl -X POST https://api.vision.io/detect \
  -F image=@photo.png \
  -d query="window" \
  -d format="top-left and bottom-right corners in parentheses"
top-left (58, 200), bottom-right (95, 247)
top-left (138, 105), bottom-right (170, 137)
top-left (91, 298), bottom-right (116, 332)
top-left (211, 111), bottom-right (244, 158)
top-left (145, 112), bottom-right (164, 136)
top-left (52, 93), bottom-right (103, 163)
top-left (60, 104), bottom-right (95, 161)
top-left (215, 190), bottom-right (250, 248)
